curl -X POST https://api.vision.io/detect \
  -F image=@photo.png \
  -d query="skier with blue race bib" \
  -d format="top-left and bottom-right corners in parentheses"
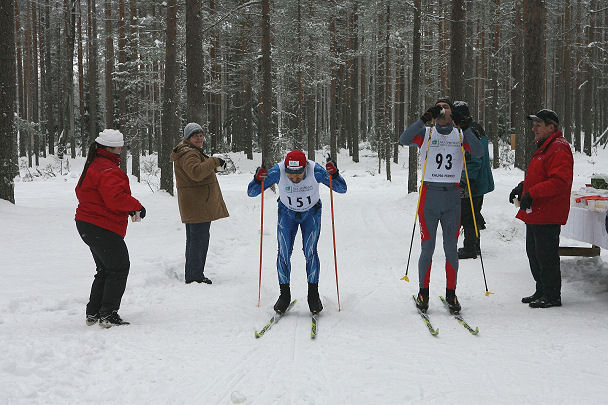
top-left (247, 150), bottom-right (347, 314)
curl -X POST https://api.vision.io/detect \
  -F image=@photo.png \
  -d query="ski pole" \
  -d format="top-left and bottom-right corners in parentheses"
top-left (402, 124), bottom-right (434, 282)
top-left (257, 177), bottom-right (265, 307)
top-left (458, 130), bottom-right (493, 296)
top-left (328, 159), bottom-right (342, 311)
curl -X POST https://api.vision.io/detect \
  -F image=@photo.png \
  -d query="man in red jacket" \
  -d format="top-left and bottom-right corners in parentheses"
top-left (509, 109), bottom-right (573, 308)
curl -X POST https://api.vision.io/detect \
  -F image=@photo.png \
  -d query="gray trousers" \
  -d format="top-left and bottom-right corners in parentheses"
top-left (417, 184), bottom-right (461, 290)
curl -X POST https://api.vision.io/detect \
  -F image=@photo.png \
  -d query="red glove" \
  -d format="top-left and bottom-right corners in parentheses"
top-left (325, 161), bottom-right (339, 178)
top-left (254, 167), bottom-right (268, 184)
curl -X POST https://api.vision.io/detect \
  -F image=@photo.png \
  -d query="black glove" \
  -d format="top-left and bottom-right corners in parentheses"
top-left (420, 105), bottom-right (443, 123)
top-left (509, 183), bottom-right (524, 204)
top-left (459, 179), bottom-right (475, 198)
top-left (452, 109), bottom-right (472, 130)
top-left (519, 193), bottom-right (533, 210)
top-left (215, 157), bottom-right (226, 169)
top-left (128, 205), bottom-right (146, 219)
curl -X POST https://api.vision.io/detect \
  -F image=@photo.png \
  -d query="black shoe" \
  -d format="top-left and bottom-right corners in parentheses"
top-left (86, 313), bottom-right (99, 326)
top-left (307, 282), bottom-right (323, 314)
top-left (529, 296), bottom-right (562, 308)
top-left (457, 247), bottom-right (477, 259)
top-left (273, 284), bottom-right (291, 314)
top-left (186, 275), bottom-right (213, 285)
top-left (99, 311), bottom-right (130, 328)
top-left (521, 291), bottom-right (543, 304)
top-left (416, 288), bottom-right (429, 312)
top-left (445, 289), bottom-right (461, 314)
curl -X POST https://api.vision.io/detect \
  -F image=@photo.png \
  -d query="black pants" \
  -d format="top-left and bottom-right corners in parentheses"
top-left (76, 221), bottom-right (130, 316)
top-left (460, 195), bottom-right (485, 251)
top-left (525, 224), bottom-right (561, 300)
top-left (185, 222), bottom-right (211, 282)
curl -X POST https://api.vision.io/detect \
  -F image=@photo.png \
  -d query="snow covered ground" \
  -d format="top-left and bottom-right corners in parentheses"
top-left (2, 143), bottom-right (608, 405)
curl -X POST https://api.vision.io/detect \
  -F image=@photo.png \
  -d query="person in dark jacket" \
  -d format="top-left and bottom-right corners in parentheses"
top-left (453, 101), bottom-right (494, 259)
top-left (75, 129), bottom-right (145, 328)
top-left (509, 109), bottom-right (573, 308)
top-left (170, 122), bottom-right (229, 285)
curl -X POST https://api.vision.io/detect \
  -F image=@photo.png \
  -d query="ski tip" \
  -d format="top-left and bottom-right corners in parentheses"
top-left (401, 275), bottom-right (410, 282)
top-left (472, 327), bottom-right (480, 335)
top-left (485, 291), bottom-right (495, 296)
top-left (254, 331), bottom-right (261, 339)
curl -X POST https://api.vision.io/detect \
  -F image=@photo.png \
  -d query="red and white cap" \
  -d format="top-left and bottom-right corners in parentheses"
top-left (284, 150), bottom-right (307, 174)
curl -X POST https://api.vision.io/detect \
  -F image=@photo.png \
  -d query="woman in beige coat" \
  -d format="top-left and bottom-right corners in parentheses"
top-left (170, 122), bottom-right (229, 284)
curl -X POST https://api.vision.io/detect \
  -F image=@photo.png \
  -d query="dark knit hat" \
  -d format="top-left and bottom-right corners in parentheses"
top-left (435, 98), bottom-right (454, 110)
top-left (453, 100), bottom-right (470, 118)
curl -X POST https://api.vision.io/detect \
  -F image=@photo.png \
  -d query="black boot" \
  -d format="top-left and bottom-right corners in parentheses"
top-left (445, 289), bottom-right (461, 314)
top-left (415, 288), bottom-right (429, 312)
top-left (458, 229), bottom-right (478, 259)
top-left (457, 247), bottom-right (477, 259)
top-left (99, 311), bottom-right (130, 328)
top-left (273, 283), bottom-right (291, 314)
top-left (529, 296), bottom-right (562, 308)
top-left (307, 283), bottom-right (323, 314)
top-left (521, 291), bottom-right (543, 304)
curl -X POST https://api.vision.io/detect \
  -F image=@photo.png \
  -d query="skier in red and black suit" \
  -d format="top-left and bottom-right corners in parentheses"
top-left (399, 98), bottom-right (483, 314)
top-left (75, 129), bottom-right (145, 328)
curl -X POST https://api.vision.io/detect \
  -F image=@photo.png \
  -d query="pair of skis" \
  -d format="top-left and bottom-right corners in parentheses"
top-left (254, 300), bottom-right (319, 339)
top-left (413, 295), bottom-right (479, 336)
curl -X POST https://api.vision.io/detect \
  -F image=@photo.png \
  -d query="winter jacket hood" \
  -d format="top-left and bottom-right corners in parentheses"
top-left (170, 140), bottom-right (229, 224)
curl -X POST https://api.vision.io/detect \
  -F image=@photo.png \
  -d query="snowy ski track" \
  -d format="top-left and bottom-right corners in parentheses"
top-left (2, 147), bottom-right (608, 405)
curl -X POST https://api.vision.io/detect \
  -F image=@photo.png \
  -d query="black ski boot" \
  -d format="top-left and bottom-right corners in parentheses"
top-left (307, 283), bottom-right (323, 314)
top-left (99, 311), bottom-right (130, 328)
top-left (415, 288), bottom-right (429, 313)
top-left (445, 289), bottom-right (461, 314)
top-left (273, 283), bottom-right (291, 314)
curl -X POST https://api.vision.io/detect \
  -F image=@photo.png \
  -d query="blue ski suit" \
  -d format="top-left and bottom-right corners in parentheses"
top-left (247, 162), bottom-right (347, 284)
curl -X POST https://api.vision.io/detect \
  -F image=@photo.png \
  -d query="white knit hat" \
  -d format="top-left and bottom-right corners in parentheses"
top-left (95, 129), bottom-right (124, 147)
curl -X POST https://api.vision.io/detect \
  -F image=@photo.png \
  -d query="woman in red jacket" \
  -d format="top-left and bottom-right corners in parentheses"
top-left (75, 129), bottom-right (145, 328)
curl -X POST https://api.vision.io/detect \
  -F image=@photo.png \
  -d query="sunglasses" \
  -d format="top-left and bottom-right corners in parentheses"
top-left (286, 172), bottom-right (305, 180)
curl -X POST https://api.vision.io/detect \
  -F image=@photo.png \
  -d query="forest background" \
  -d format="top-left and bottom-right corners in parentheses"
top-left (0, 0), bottom-right (607, 202)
